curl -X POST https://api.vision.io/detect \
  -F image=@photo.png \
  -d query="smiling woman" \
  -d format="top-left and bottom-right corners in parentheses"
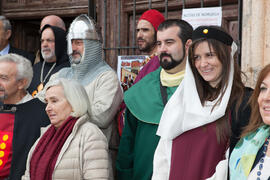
top-left (193, 41), bottom-right (222, 87)
top-left (229, 64), bottom-right (270, 180)
top-left (153, 26), bottom-right (253, 180)
top-left (22, 78), bottom-right (109, 180)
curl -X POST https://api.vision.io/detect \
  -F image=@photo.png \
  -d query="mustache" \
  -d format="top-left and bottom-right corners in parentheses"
top-left (137, 37), bottom-right (144, 41)
top-left (160, 52), bottom-right (172, 60)
top-left (41, 48), bottom-right (51, 53)
top-left (72, 51), bottom-right (82, 57)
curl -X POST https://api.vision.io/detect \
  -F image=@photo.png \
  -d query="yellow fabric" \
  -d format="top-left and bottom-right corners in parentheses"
top-left (160, 69), bottom-right (185, 87)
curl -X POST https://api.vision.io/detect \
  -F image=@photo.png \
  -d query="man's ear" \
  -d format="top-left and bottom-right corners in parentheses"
top-left (5, 30), bottom-right (11, 40)
top-left (17, 79), bottom-right (27, 90)
top-left (185, 39), bottom-right (192, 49)
top-left (185, 39), bottom-right (192, 54)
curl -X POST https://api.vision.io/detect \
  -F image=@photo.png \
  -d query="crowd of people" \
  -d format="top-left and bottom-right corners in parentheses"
top-left (0, 7), bottom-right (269, 180)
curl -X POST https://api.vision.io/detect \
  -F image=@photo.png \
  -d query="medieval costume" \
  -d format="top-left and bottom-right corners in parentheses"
top-left (0, 98), bottom-right (50, 180)
top-left (116, 67), bottom-right (184, 180)
top-left (49, 14), bottom-right (122, 143)
top-left (49, 15), bottom-right (122, 179)
top-left (28, 25), bottom-right (70, 96)
top-left (152, 27), bottom-right (252, 180)
top-left (116, 9), bottom-right (164, 135)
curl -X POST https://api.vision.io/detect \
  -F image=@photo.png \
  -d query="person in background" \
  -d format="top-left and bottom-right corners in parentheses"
top-left (22, 78), bottom-right (109, 180)
top-left (117, 9), bottom-right (165, 136)
top-left (0, 16), bottom-right (35, 64)
top-left (229, 64), bottom-right (270, 180)
top-left (28, 24), bottom-right (70, 96)
top-left (134, 9), bottom-right (165, 82)
top-left (0, 54), bottom-right (49, 180)
top-left (116, 19), bottom-right (193, 180)
top-left (40, 15), bottom-right (66, 32)
top-left (153, 26), bottom-right (252, 180)
top-left (34, 15), bottom-right (66, 64)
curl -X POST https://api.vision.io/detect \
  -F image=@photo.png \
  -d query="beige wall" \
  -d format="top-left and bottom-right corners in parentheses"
top-left (242, 0), bottom-right (270, 87)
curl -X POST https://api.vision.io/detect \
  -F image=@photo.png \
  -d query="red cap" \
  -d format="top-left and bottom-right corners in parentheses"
top-left (139, 9), bottom-right (165, 31)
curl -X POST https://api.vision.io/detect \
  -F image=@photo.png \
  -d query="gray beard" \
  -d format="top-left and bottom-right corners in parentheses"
top-left (71, 57), bottom-right (81, 64)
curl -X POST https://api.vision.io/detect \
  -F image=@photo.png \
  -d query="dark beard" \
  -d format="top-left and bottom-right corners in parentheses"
top-left (159, 51), bottom-right (185, 70)
top-left (137, 38), bottom-right (156, 53)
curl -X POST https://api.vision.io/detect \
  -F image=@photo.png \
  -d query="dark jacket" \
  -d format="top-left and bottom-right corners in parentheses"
top-left (9, 46), bottom-right (35, 65)
top-left (1, 98), bottom-right (50, 180)
top-left (28, 25), bottom-right (70, 95)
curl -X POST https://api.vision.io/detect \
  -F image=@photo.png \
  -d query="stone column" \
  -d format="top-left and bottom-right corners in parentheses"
top-left (241, 0), bottom-right (270, 87)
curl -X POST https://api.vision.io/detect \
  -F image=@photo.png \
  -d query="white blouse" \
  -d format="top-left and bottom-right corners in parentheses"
top-left (248, 155), bottom-right (270, 180)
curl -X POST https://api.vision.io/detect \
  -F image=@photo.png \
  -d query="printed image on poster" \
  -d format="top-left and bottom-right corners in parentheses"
top-left (117, 55), bottom-right (148, 91)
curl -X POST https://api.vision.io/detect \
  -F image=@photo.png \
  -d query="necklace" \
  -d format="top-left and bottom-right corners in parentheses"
top-left (38, 60), bottom-right (56, 91)
top-left (256, 135), bottom-right (270, 180)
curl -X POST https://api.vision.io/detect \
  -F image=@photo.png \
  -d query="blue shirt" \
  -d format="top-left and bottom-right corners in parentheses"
top-left (0, 44), bottom-right (10, 56)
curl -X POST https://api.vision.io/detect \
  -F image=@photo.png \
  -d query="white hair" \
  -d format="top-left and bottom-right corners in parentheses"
top-left (42, 78), bottom-right (90, 117)
top-left (0, 53), bottom-right (33, 89)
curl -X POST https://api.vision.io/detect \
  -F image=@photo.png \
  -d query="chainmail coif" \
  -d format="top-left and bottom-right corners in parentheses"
top-left (58, 40), bottom-right (112, 86)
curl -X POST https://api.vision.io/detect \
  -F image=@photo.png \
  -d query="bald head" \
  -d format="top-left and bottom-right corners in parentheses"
top-left (40, 15), bottom-right (66, 31)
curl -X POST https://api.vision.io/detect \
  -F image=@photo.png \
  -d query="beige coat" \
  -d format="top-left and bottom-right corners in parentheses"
top-left (22, 114), bottom-right (109, 180)
top-left (84, 70), bottom-right (123, 142)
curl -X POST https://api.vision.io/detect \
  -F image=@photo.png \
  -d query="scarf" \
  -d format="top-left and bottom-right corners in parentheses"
top-left (30, 116), bottom-right (78, 180)
top-left (157, 42), bottom-right (237, 140)
top-left (160, 69), bottom-right (185, 87)
top-left (229, 125), bottom-right (270, 180)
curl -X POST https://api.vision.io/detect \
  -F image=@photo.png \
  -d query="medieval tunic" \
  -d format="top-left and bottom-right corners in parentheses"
top-left (0, 98), bottom-right (50, 180)
top-left (116, 67), bottom-right (177, 180)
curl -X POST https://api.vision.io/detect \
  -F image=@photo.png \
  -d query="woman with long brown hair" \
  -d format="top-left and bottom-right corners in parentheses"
top-left (153, 26), bottom-right (252, 180)
top-left (229, 64), bottom-right (270, 180)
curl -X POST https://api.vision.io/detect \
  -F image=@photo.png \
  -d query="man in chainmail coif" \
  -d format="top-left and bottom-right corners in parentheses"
top-left (49, 14), bottom-right (123, 179)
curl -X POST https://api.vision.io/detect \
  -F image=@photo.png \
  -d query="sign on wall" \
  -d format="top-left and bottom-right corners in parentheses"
top-left (182, 7), bottom-right (222, 29)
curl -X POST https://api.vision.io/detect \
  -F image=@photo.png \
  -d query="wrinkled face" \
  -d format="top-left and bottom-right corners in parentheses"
top-left (0, 61), bottom-right (24, 104)
top-left (136, 20), bottom-right (156, 53)
top-left (45, 85), bottom-right (73, 129)
top-left (157, 26), bottom-right (185, 72)
top-left (194, 41), bottom-right (222, 87)
top-left (258, 73), bottom-right (270, 125)
top-left (0, 21), bottom-right (10, 51)
top-left (41, 28), bottom-right (56, 63)
top-left (71, 39), bottom-right (84, 64)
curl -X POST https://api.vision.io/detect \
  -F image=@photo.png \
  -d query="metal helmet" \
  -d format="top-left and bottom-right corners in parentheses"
top-left (67, 14), bottom-right (100, 55)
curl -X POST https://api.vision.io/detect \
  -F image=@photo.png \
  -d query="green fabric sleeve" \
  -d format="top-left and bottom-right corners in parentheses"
top-left (116, 108), bottom-right (137, 179)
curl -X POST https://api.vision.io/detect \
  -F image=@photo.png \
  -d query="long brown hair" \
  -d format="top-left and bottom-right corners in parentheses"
top-left (188, 37), bottom-right (245, 143)
top-left (241, 64), bottom-right (270, 137)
